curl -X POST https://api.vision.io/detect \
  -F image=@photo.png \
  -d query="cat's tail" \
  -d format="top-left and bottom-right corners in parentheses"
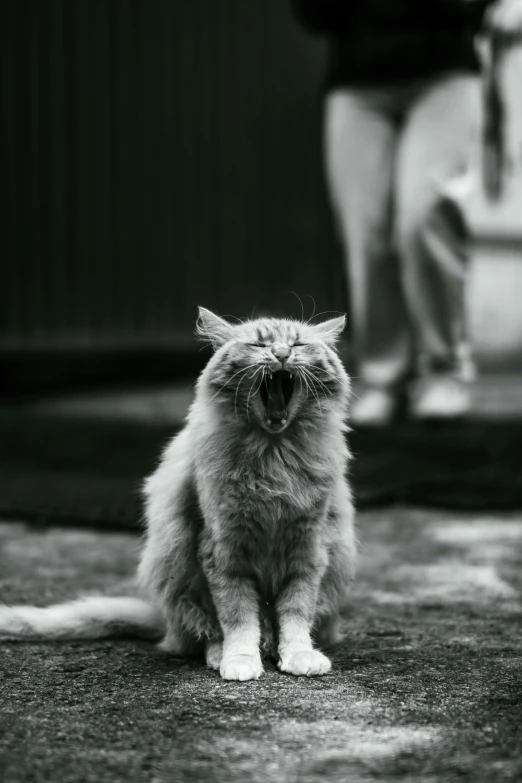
top-left (0, 596), bottom-right (164, 641)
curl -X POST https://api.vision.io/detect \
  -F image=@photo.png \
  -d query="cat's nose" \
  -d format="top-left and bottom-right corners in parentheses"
top-left (271, 344), bottom-right (291, 362)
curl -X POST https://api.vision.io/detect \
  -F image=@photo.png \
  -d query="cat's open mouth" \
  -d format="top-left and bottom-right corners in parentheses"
top-left (259, 370), bottom-right (295, 430)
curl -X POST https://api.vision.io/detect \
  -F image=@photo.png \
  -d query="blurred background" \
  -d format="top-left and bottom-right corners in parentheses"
top-left (1, 0), bottom-right (346, 394)
top-left (1, 0), bottom-right (521, 395)
top-left (1, 0), bottom-right (522, 524)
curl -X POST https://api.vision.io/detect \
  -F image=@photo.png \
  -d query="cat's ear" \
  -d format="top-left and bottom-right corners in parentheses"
top-left (312, 315), bottom-right (346, 345)
top-left (196, 307), bottom-right (236, 349)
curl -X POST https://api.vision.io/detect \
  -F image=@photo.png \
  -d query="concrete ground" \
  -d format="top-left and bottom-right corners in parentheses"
top-left (1, 508), bottom-right (521, 783)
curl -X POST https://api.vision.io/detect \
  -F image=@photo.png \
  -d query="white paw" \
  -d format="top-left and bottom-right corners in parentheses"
top-left (220, 654), bottom-right (264, 681)
top-left (279, 649), bottom-right (331, 677)
top-left (205, 641), bottom-right (223, 671)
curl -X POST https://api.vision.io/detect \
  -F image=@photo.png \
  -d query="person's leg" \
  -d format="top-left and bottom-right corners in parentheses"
top-left (394, 73), bottom-right (481, 417)
top-left (324, 90), bottom-right (412, 423)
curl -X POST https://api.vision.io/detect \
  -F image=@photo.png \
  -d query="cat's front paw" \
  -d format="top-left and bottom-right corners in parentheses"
top-left (205, 641), bottom-right (223, 671)
top-left (220, 653), bottom-right (264, 681)
top-left (279, 649), bottom-right (331, 677)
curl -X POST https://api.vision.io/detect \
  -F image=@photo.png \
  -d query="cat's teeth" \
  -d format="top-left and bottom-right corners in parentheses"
top-left (267, 419), bottom-right (273, 425)
top-left (281, 418), bottom-right (287, 425)
top-left (269, 372), bottom-right (273, 379)
top-left (289, 373), bottom-right (293, 379)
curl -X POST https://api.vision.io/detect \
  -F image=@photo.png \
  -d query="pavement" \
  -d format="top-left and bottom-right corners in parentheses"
top-left (1, 508), bottom-right (521, 782)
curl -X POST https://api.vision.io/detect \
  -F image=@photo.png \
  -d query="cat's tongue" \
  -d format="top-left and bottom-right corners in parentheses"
top-left (265, 373), bottom-right (286, 421)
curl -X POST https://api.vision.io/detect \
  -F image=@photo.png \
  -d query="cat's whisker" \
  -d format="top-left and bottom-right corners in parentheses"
top-left (305, 294), bottom-right (317, 323)
top-left (297, 366), bottom-right (322, 411)
top-left (233, 365), bottom-right (260, 418)
top-left (210, 363), bottom-right (260, 403)
top-left (308, 363), bottom-right (338, 385)
top-left (295, 367), bottom-right (311, 403)
top-left (295, 368), bottom-right (310, 407)
top-left (305, 308), bottom-right (342, 326)
top-left (302, 366), bottom-right (331, 405)
top-left (304, 367), bottom-right (333, 399)
top-left (221, 314), bottom-right (247, 324)
top-left (212, 364), bottom-right (259, 418)
top-left (211, 364), bottom-right (255, 399)
top-left (304, 363), bottom-right (331, 387)
top-left (288, 290), bottom-right (305, 323)
top-left (239, 365), bottom-right (264, 421)
top-left (301, 368), bottom-right (324, 411)
top-left (246, 367), bottom-right (264, 422)
top-left (244, 367), bottom-right (261, 419)
top-left (309, 364), bottom-right (347, 398)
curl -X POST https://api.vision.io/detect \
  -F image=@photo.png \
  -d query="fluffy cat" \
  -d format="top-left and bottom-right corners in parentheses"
top-left (0, 307), bottom-right (356, 681)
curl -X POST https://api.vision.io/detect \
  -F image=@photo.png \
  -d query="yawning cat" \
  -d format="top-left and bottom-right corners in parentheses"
top-left (0, 307), bottom-right (356, 681)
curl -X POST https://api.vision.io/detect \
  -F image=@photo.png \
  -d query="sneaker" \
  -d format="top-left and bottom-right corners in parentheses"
top-left (350, 387), bottom-right (398, 427)
top-left (410, 376), bottom-right (472, 421)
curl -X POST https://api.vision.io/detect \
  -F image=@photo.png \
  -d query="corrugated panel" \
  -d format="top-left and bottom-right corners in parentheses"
top-left (0, 0), bottom-right (346, 350)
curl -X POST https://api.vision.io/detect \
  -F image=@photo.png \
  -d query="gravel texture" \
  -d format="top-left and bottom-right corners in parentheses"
top-left (1, 509), bottom-right (521, 782)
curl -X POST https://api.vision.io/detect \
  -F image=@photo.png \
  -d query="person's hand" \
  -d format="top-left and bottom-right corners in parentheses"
top-left (486, 0), bottom-right (522, 36)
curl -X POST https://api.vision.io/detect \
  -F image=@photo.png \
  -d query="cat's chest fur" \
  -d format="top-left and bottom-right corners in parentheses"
top-left (194, 421), bottom-right (343, 530)
top-left (194, 424), bottom-right (340, 599)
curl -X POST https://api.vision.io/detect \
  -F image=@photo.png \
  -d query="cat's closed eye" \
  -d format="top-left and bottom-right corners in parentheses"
top-left (247, 341), bottom-right (307, 347)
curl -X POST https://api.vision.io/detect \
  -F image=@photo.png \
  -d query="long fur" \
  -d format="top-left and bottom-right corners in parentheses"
top-left (0, 308), bottom-right (356, 679)
top-left (0, 597), bottom-right (163, 640)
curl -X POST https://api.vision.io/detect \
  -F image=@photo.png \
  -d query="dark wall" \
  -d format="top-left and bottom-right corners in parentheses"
top-left (0, 0), bottom-right (347, 354)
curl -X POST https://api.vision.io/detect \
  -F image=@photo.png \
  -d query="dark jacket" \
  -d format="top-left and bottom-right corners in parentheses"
top-left (294, 0), bottom-right (495, 86)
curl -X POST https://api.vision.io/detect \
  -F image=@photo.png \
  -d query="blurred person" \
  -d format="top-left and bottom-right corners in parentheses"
top-left (294, 0), bottom-right (522, 425)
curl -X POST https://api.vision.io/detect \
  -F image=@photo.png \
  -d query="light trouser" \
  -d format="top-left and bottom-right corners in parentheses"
top-left (324, 73), bottom-right (481, 390)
